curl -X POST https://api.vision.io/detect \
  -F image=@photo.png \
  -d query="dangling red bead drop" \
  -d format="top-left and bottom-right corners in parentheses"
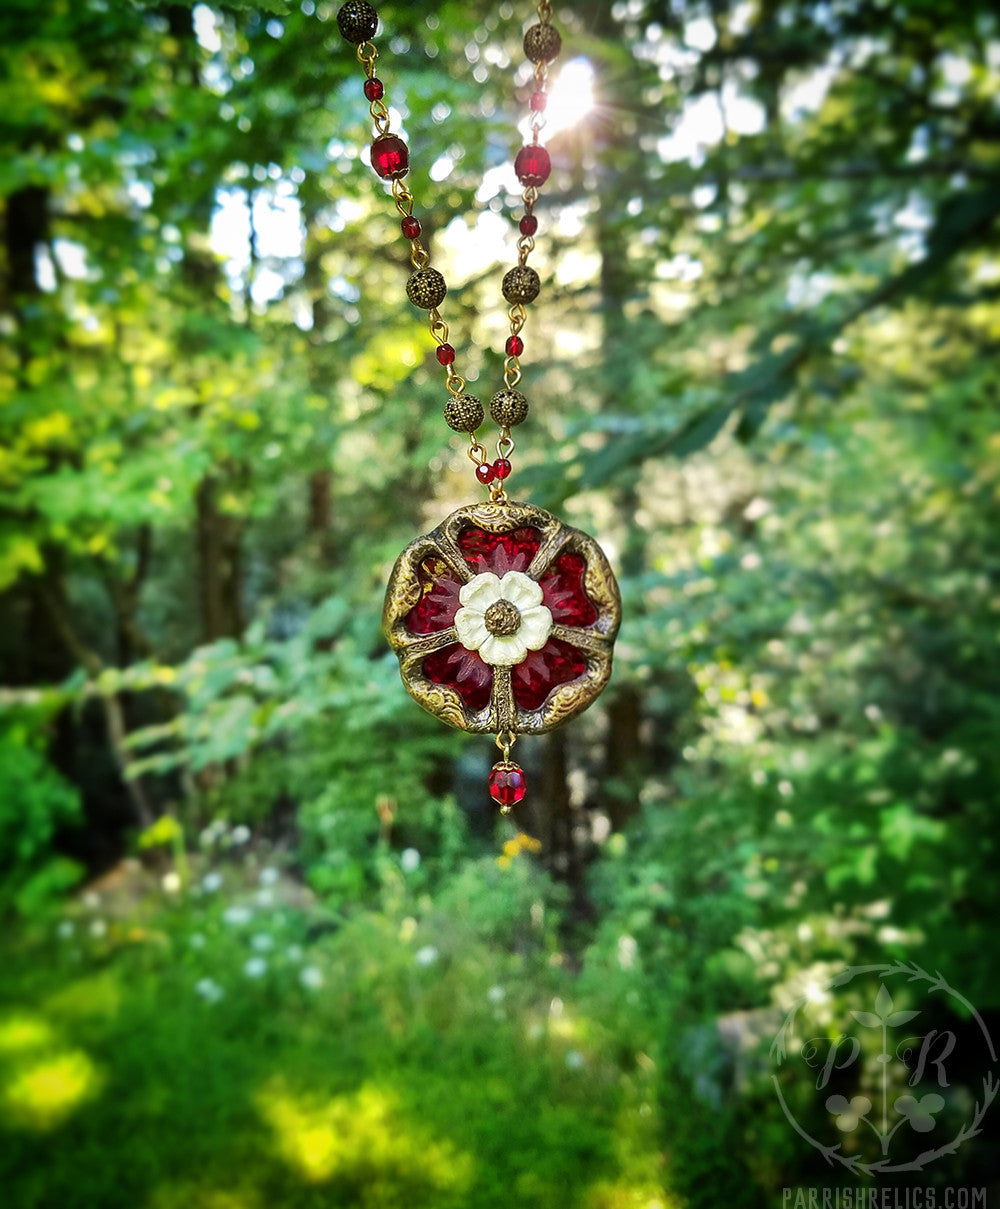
top-left (506, 335), bottom-right (524, 356)
top-left (364, 77), bottom-right (385, 101)
top-left (490, 763), bottom-right (527, 811)
top-left (493, 457), bottom-right (512, 480)
top-left (401, 215), bottom-right (421, 239)
top-left (436, 343), bottom-right (456, 366)
top-left (530, 91), bottom-right (547, 112)
top-left (519, 214), bottom-right (538, 236)
top-left (476, 462), bottom-right (496, 485)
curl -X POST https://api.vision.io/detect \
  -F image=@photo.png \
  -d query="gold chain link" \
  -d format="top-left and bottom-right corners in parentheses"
top-left (495, 731), bottom-right (516, 761)
top-left (467, 439), bottom-right (489, 467)
top-left (353, 8), bottom-right (560, 499)
top-left (503, 356), bottom-right (522, 389)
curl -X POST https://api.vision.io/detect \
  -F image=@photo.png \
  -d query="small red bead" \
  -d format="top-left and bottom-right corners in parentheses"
top-left (489, 763), bottom-right (527, 808)
top-left (506, 335), bottom-right (524, 356)
top-left (476, 463), bottom-right (496, 485)
top-left (436, 343), bottom-right (456, 366)
top-left (493, 458), bottom-right (512, 480)
top-left (519, 214), bottom-right (538, 236)
top-left (401, 215), bottom-right (421, 239)
top-left (530, 91), bottom-right (547, 112)
top-left (364, 77), bottom-right (385, 101)
top-left (371, 134), bottom-right (409, 180)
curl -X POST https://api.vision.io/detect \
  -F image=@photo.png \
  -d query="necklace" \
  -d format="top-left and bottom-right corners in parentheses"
top-left (337, 2), bottom-right (621, 813)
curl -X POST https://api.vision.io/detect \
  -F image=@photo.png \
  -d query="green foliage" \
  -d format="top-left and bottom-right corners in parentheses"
top-left (0, 851), bottom-right (661, 1209)
top-left (0, 710), bottom-right (83, 917)
top-left (2, 0), bottom-right (999, 1203)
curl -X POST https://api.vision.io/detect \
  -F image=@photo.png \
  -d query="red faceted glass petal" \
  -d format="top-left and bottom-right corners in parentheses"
top-left (489, 764), bottom-right (527, 807)
top-left (539, 552), bottom-right (598, 627)
top-left (423, 643), bottom-right (493, 711)
top-left (458, 525), bottom-right (542, 575)
top-left (406, 557), bottom-right (462, 634)
top-left (512, 637), bottom-right (588, 711)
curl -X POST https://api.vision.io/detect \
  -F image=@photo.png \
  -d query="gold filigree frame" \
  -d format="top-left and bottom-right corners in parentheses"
top-left (383, 501), bottom-right (621, 734)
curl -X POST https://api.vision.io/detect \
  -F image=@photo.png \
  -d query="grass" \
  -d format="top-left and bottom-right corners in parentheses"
top-left (0, 864), bottom-right (673, 1209)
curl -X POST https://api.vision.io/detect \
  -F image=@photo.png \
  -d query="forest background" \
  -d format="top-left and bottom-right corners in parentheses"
top-left (1, 0), bottom-right (998, 1206)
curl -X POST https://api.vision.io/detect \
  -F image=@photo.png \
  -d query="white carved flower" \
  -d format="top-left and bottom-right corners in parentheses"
top-left (454, 570), bottom-right (554, 667)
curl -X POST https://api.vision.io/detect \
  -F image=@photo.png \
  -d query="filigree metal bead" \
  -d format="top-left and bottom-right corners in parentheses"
top-left (490, 389), bottom-right (529, 427)
top-left (502, 266), bottom-right (540, 305)
top-left (443, 394), bottom-right (484, 433)
top-left (337, 1), bottom-right (378, 43)
top-left (406, 268), bottom-right (447, 309)
top-left (523, 23), bottom-right (561, 64)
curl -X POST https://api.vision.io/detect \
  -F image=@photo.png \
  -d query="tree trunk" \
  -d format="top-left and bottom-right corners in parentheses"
top-left (196, 477), bottom-right (244, 642)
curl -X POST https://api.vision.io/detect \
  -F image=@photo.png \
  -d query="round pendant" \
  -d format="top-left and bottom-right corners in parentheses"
top-left (383, 501), bottom-right (621, 735)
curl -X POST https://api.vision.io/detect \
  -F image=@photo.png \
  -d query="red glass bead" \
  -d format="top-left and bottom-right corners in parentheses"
top-left (505, 335), bottom-right (524, 357)
top-left (515, 144), bottom-right (551, 187)
top-left (370, 134), bottom-right (409, 180)
top-left (489, 763), bottom-right (527, 809)
top-left (493, 458), bottom-right (512, 480)
top-left (364, 77), bottom-right (385, 101)
top-left (401, 215), bottom-right (421, 239)
top-left (475, 463), bottom-right (495, 485)
top-left (530, 91), bottom-right (547, 112)
top-left (519, 214), bottom-right (538, 236)
top-left (436, 343), bottom-right (456, 366)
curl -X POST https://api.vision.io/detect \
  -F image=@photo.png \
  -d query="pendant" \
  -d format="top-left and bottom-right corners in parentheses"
top-left (383, 501), bottom-right (621, 801)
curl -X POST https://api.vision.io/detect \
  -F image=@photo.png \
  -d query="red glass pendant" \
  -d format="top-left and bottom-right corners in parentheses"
top-left (519, 214), bottom-right (538, 236)
top-left (401, 215), bottom-right (421, 239)
top-left (506, 335), bottom-right (524, 356)
top-left (383, 503), bottom-right (621, 736)
top-left (371, 135), bottom-right (409, 180)
top-left (490, 762), bottom-right (527, 811)
top-left (514, 144), bottom-right (551, 187)
top-left (364, 77), bottom-right (385, 101)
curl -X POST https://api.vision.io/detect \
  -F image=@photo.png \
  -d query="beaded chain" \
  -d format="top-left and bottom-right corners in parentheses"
top-left (336, 1), bottom-right (562, 505)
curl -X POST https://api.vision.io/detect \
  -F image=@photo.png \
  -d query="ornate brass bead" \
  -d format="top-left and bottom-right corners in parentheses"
top-left (490, 388), bottom-right (529, 427)
top-left (406, 268), bottom-right (447, 309)
top-left (484, 599), bottom-right (521, 637)
top-left (336, 1), bottom-right (378, 44)
top-left (443, 393), bottom-right (484, 433)
top-left (523, 22), bottom-right (561, 64)
top-left (502, 265), bottom-right (540, 305)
